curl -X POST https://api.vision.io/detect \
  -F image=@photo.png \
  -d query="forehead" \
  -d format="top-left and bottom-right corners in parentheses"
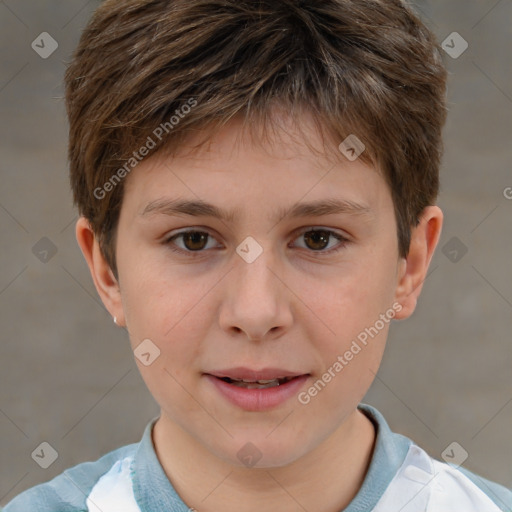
top-left (120, 111), bottom-right (391, 221)
top-left (164, 107), bottom-right (352, 166)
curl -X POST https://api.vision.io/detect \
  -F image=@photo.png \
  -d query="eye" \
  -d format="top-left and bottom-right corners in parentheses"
top-left (163, 228), bottom-right (349, 256)
top-left (164, 230), bottom-right (220, 254)
top-left (291, 228), bottom-right (349, 254)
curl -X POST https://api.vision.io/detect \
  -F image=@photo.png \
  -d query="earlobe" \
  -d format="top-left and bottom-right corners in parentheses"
top-left (75, 217), bottom-right (125, 326)
top-left (393, 206), bottom-right (443, 320)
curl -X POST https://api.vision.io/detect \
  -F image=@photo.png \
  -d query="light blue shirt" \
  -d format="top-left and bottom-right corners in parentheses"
top-left (4, 404), bottom-right (512, 511)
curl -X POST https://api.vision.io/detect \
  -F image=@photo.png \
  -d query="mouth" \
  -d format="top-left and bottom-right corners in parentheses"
top-left (215, 376), bottom-right (296, 389)
top-left (204, 368), bottom-right (310, 411)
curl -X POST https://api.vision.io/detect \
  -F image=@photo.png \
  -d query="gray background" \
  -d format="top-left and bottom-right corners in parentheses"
top-left (1, 0), bottom-right (511, 505)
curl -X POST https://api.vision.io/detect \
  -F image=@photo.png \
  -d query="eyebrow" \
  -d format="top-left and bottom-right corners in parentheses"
top-left (140, 197), bottom-right (372, 224)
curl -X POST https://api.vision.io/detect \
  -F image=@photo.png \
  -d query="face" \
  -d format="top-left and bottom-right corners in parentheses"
top-left (111, 113), bottom-right (405, 468)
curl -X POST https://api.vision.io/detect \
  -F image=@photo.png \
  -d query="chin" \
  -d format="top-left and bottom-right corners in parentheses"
top-left (216, 434), bottom-right (309, 469)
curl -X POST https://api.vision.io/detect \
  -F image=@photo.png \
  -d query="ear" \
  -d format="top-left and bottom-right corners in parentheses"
top-left (393, 206), bottom-right (443, 320)
top-left (75, 216), bottom-right (126, 327)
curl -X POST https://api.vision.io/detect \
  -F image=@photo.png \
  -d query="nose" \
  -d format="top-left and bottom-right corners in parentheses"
top-left (218, 244), bottom-right (293, 342)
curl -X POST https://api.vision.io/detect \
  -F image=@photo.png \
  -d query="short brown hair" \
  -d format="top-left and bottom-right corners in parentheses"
top-left (65, 0), bottom-right (447, 280)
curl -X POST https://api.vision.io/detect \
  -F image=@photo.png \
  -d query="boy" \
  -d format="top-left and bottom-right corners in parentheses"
top-left (4, 0), bottom-right (512, 510)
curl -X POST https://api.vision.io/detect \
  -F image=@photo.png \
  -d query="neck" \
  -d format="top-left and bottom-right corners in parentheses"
top-left (153, 408), bottom-right (376, 512)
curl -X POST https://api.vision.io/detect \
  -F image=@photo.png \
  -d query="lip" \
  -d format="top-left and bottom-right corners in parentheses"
top-left (204, 369), bottom-right (310, 411)
top-left (207, 367), bottom-right (307, 381)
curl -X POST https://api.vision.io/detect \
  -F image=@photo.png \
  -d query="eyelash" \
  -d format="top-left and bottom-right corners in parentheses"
top-left (163, 228), bottom-right (349, 257)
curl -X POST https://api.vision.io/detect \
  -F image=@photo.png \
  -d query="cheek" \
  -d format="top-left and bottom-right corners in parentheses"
top-left (298, 253), bottom-right (396, 379)
top-left (304, 260), bottom-right (394, 336)
top-left (300, 303), bottom-right (390, 415)
top-left (118, 248), bottom-right (197, 342)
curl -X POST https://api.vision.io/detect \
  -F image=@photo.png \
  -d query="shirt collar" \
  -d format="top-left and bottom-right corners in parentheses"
top-left (132, 403), bottom-right (412, 511)
top-left (344, 403), bottom-right (413, 511)
top-left (132, 417), bottom-right (191, 511)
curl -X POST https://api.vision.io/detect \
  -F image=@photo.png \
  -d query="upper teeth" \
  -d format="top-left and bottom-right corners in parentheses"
top-left (237, 379), bottom-right (280, 384)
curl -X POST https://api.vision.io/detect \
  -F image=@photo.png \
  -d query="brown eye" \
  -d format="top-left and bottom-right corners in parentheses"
top-left (303, 230), bottom-right (331, 251)
top-left (181, 231), bottom-right (209, 251)
top-left (165, 230), bottom-right (218, 254)
top-left (292, 228), bottom-right (348, 255)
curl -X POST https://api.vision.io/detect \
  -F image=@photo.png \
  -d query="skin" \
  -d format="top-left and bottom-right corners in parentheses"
top-left (76, 111), bottom-right (442, 512)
